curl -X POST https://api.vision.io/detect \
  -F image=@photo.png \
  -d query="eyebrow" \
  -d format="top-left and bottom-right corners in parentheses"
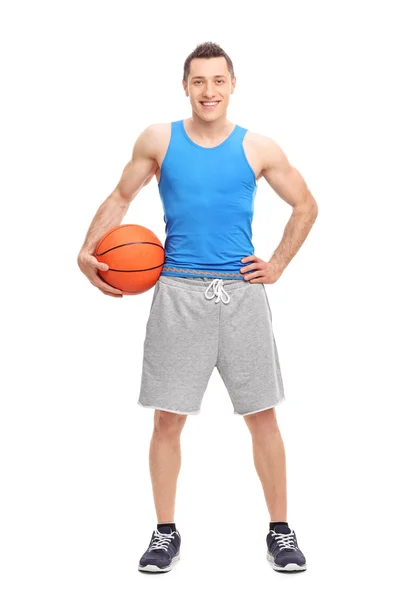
top-left (191, 75), bottom-right (227, 80)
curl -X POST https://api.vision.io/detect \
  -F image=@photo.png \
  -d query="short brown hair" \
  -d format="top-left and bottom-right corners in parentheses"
top-left (183, 42), bottom-right (235, 83)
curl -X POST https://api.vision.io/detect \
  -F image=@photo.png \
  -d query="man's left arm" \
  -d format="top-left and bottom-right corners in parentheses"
top-left (241, 137), bottom-right (318, 284)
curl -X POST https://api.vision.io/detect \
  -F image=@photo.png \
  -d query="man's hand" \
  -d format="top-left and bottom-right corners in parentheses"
top-left (240, 255), bottom-right (283, 284)
top-left (77, 252), bottom-right (123, 297)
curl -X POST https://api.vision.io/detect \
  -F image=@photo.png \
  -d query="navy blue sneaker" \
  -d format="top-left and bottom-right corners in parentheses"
top-left (138, 526), bottom-right (181, 573)
top-left (266, 524), bottom-right (307, 571)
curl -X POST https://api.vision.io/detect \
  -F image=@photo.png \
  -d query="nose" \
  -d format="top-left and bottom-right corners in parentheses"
top-left (204, 82), bottom-right (216, 98)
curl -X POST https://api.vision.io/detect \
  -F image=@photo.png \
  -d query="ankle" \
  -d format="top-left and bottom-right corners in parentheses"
top-left (157, 522), bottom-right (177, 532)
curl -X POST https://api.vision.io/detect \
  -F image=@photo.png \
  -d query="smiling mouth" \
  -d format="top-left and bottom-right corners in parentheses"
top-left (200, 101), bottom-right (221, 109)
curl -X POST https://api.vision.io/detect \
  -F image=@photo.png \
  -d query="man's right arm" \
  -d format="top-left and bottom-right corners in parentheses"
top-left (77, 125), bottom-right (159, 297)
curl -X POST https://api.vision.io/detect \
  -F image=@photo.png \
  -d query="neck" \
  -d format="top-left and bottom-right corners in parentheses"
top-left (188, 113), bottom-right (233, 139)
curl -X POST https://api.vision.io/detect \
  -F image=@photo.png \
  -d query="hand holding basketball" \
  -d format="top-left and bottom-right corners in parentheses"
top-left (77, 252), bottom-right (123, 297)
top-left (93, 224), bottom-right (165, 295)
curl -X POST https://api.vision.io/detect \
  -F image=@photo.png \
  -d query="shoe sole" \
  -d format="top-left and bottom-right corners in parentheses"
top-left (267, 551), bottom-right (307, 572)
top-left (138, 553), bottom-right (180, 573)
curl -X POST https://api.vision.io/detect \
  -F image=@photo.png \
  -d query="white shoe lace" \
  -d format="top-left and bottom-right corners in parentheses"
top-left (149, 529), bottom-right (175, 551)
top-left (272, 530), bottom-right (297, 550)
top-left (204, 279), bottom-right (231, 304)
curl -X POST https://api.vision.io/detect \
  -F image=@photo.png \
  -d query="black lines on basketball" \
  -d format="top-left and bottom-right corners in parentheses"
top-left (107, 262), bottom-right (165, 273)
top-left (96, 241), bottom-right (164, 257)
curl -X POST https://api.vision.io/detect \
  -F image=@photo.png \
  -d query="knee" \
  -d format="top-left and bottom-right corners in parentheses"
top-left (244, 407), bottom-right (279, 437)
top-left (153, 410), bottom-right (187, 438)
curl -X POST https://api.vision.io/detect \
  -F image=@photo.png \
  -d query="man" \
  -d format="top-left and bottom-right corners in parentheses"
top-left (77, 41), bottom-right (318, 574)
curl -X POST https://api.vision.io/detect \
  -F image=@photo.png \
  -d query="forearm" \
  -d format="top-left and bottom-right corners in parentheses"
top-left (269, 200), bottom-right (318, 271)
top-left (79, 193), bottom-right (130, 254)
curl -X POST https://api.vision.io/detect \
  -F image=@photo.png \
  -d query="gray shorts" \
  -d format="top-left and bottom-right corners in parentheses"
top-left (137, 275), bottom-right (285, 416)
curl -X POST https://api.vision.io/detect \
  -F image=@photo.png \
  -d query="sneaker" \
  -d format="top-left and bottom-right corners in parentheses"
top-left (266, 524), bottom-right (307, 571)
top-left (138, 526), bottom-right (181, 573)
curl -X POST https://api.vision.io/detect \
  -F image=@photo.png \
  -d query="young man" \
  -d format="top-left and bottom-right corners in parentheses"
top-left (78, 42), bottom-right (318, 573)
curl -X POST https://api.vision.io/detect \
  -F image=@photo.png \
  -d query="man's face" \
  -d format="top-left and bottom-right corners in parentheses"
top-left (183, 56), bottom-right (236, 121)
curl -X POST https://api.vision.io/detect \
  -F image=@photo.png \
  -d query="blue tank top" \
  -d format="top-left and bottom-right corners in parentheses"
top-left (159, 119), bottom-right (258, 279)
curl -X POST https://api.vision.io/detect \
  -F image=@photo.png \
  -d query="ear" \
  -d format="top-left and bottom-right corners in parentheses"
top-left (182, 79), bottom-right (189, 97)
top-left (231, 76), bottom-right (236, 94)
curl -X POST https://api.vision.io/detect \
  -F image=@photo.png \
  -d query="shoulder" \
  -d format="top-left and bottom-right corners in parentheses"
top-left (143, 122), bottom-right (172, 137)
top-left (244, 130), bottom-right (282, 154)
top-left (138, 122), bottom-right (171, 143)
top-left (244, 130), bottom-right (288, 170)
top-left (134, 123), bottom-right (172, 157)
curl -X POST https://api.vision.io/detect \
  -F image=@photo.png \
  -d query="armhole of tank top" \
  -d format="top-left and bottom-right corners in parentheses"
top-left (240, 130), bottom-right (257, 186)
top-left (158, 122), bottom-right (173, 188)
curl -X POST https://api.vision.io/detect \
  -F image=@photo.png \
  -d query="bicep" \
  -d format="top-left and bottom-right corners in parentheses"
top-left (261, 139), bottom-right (311, 209)
top-left (115, 127), bottom-right (158, 200)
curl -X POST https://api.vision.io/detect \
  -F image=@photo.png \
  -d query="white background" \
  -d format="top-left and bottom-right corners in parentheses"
top-left (1, 0), bottom-right (399, 598)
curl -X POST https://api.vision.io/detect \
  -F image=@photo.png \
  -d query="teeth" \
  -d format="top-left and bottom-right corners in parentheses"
top-left (202, 102), bottom-right (218, 106)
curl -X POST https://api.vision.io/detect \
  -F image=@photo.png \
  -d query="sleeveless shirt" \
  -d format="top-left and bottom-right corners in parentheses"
top-left (158, 119), bottom-right (258, 279)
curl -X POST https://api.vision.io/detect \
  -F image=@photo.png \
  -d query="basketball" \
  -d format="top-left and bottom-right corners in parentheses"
top-left (94, 224), bottom-right (165, 295)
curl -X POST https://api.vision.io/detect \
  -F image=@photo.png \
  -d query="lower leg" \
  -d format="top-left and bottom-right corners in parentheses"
top-left (149, 410), bottom-right (187, 523)
top-left (243, 408), bottom-right (287, 521)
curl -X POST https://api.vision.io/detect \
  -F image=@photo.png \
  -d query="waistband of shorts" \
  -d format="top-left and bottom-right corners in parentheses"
top-left (158, 275), bottom-right (250, 291)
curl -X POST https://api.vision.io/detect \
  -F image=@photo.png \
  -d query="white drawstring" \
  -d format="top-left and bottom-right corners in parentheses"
top-left (204, 279), bottom-right (230, 304)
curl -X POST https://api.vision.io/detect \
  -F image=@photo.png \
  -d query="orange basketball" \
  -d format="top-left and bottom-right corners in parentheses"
top-left (94, 224), bottom-right (165, 295)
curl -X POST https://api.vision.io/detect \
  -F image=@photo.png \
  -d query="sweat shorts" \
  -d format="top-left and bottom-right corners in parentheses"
top-left (137, 275), bottom-right (285, 416)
